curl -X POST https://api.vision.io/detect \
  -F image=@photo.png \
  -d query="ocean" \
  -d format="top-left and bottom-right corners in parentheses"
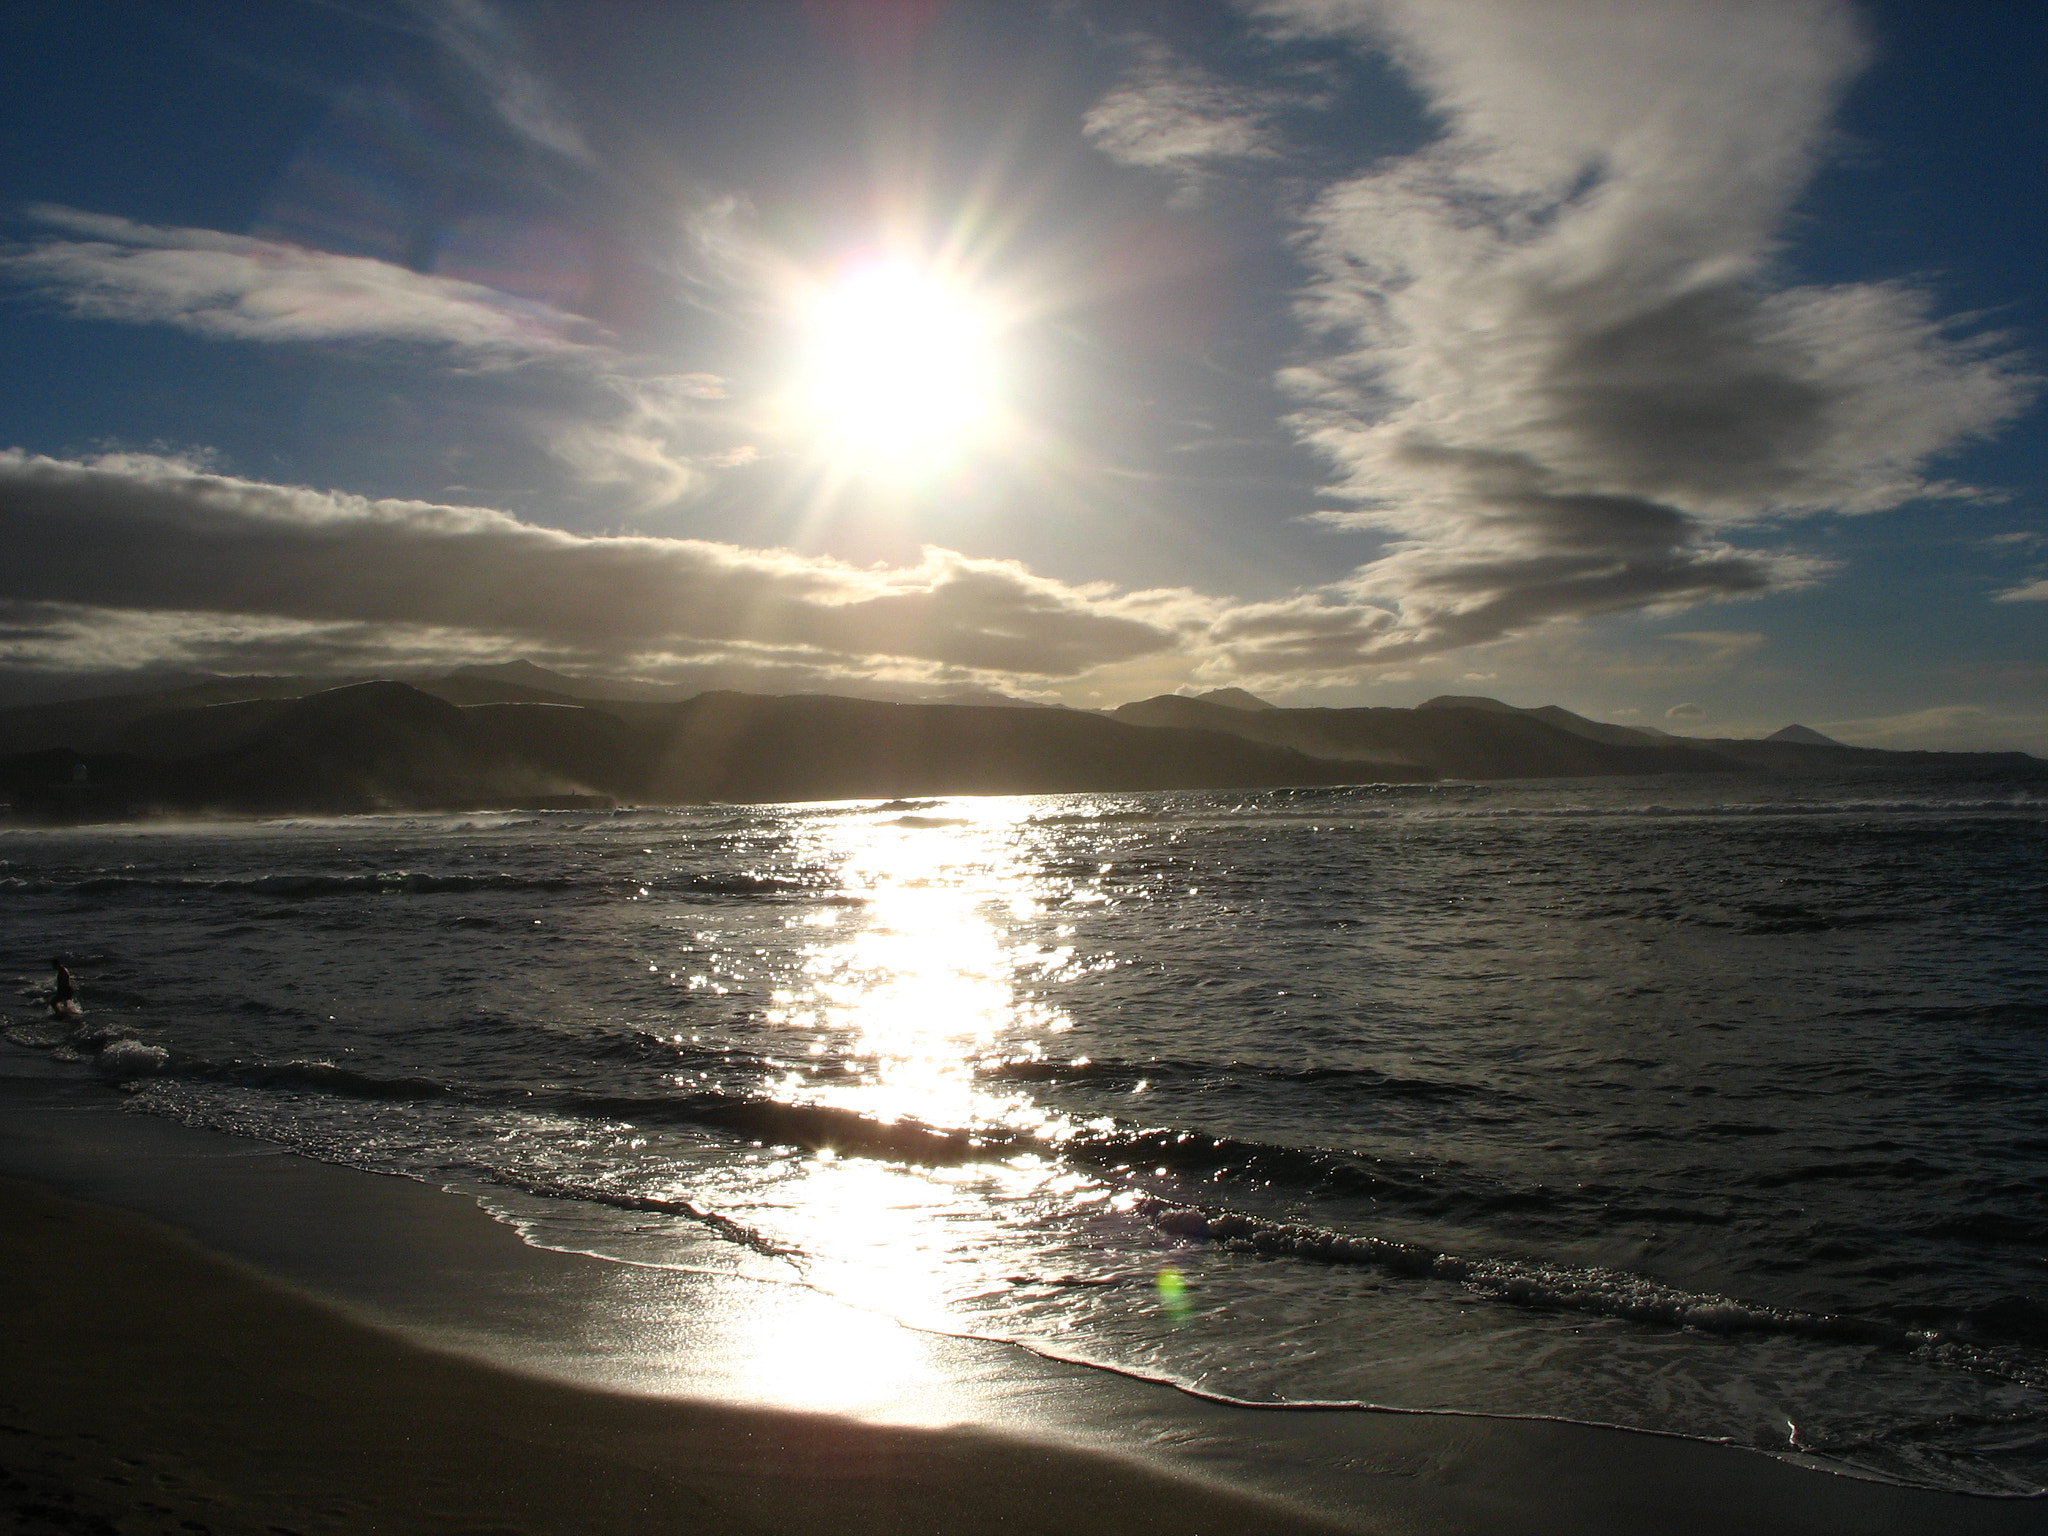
top-left (4, 765), bottom-right (2046, 1495)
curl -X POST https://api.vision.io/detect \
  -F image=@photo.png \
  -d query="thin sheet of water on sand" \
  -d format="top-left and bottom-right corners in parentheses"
top-left (2, 1072), bottom-right (2042, 1536)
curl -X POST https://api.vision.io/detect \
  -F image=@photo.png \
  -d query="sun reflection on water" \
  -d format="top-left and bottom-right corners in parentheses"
top-left (720, 1270), bottom-right (943, 1412)
top-left (765, 799), bottom-right (1083, 1139)
top-left (675, 798), bottom-right (1137, 1398)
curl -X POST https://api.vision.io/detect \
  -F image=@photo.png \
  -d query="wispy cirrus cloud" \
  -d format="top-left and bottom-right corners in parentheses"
top-left (0, 206), bottom-right (753, 513)
top-left (3, 205), bottom-right (596, 356)
top-left (1084, 44), bottom-right (1283, 182)
top-left (1242, 0), bottom-right (2036, 666)
top-left (417, 0), bottom-right (594, 165)
top-left (1994, 578), bottom-right (2048, 602)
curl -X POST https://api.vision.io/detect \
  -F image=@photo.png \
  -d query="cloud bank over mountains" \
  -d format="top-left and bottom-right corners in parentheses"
top-left (0, 450), bottom-right (1494, 695)
top-left (0, 451), bottom-right (1201, 687)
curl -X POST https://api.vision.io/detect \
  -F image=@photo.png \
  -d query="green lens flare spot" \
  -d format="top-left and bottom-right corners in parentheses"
top-left (1155, 1266), bottom-right (1192, 1323)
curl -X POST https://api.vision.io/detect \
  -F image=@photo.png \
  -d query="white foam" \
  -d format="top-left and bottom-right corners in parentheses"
top-left (95, 1039), bottom-right (168, 1077)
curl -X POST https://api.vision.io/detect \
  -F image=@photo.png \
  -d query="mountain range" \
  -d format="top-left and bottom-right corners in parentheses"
top-left (0, 667), bottom-right (2035, 820)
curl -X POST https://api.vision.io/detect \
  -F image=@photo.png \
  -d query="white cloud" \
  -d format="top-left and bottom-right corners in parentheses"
top-left (535, 372), bottom-right (754, 513)
top-left (1994, 578), bottom-right (2048, 602)
top-left (1665, 701), bottom-right (1707, 721)
top-left (1084, 44), bottom-right (1281, 181)
top-left (1252, 0), bottom-right (2036, 665)
top-left (3, 206), bottom-right (595, 356)
top-left (0, 208), bottom-right (762, 511)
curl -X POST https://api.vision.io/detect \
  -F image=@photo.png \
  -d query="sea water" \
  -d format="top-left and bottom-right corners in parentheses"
top-left (3, 766), bottom-right (2045, 1494)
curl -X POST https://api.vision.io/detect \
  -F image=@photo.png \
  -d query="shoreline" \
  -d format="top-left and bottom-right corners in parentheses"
top-left (4, 1072), bottom-right (2045, 1534)
top-left (0, 1172), bottom-right (1369, 1536)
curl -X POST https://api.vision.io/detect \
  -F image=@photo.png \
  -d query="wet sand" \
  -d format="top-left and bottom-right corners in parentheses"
top-left (2, 1076), bottom-right (2044, 1535)
top-left (0, 1173), bottom-right (1379, 1536)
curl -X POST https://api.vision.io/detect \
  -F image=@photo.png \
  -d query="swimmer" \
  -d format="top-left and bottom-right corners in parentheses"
top-left (49, 957), bottom-right (77, 1019)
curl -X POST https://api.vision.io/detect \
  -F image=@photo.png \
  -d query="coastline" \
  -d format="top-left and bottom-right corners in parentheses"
top-left (3, 1072), bottom-right (2045, 1535)
top-left (0, 1173), bottom-right (1372, 1536)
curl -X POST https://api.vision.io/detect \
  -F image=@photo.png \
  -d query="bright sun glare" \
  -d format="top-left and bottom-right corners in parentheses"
top-left (802, 259), bottom-right (997, 467)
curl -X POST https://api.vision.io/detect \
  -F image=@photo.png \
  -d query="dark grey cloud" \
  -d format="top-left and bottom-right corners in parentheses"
top-left (0, 453), bottom-right (1181, 681)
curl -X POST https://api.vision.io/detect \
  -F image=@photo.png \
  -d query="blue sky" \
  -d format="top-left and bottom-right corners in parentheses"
top-left (0, 0), bottom-right (2041, 749)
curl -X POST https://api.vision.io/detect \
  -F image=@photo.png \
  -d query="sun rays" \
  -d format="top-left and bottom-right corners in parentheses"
top-left (797, 257), bottom-right (1001, 473)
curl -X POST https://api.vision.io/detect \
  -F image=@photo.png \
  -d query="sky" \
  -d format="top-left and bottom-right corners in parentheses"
top-left (0, 0), bottom-right (2042, 749)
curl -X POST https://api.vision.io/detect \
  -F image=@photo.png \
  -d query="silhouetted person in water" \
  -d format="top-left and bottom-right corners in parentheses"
top-left (49, 959), bottom-right (75, 1018)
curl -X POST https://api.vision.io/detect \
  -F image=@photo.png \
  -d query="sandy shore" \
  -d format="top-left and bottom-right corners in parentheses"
top-left (0, 1173), bottom-right (1372, 1536)
top-left (3, 1076), bottom-right (2045, 1535)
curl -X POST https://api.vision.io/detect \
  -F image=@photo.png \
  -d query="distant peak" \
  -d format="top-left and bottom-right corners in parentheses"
top-left (445, 659), bottom-right (677, 702)
top-left (1191, 687), bottom-right (1276, 712)
top-left (1766, 724), bottom-right (1843, 746)
top-left (1416, 695), bottom-right (1518, 713)
top-left (449, 659), bottom-right (579, 687)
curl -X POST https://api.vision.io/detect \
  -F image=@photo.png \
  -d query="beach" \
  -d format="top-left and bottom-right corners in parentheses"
top-left (2, 1176), bottom-right (1358, 1536)
top-left (4, 785), bottom-right (2045, 1493)
top-left (4, 1074), bottom-right (2044, 1536)
top-left (5, 0), bottom-right (2043, 1521)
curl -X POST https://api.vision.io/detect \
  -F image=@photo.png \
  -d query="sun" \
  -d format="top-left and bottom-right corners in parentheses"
top-left (800, 258), bottom-right (998, 469)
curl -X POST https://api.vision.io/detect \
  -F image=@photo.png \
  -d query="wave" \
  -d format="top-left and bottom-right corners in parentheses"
top-left (113, 1055), bottom-right (1019, 1164)
top-left (1414, 800), bottom-right (2048, 821)
top-left (663, 871), bottom-right (847, 897)
top-left (104, 1044), bottom-right (1482, 1178)
top-left (17, 871), bottom-right (586, 897)
top-left (1029, 810), bottom-right (1164, 827)
top-left (1901, 1002), bottom-right (2048, 1031)
top-left (473, 1172), bottom-right (801, 1259)
top-left (1137, 1199), bottom-right (2048, 1390)
top-left (977, 1055), bottom-right (1490, 1099)
top-left (87, 1045), bottom-right (1555, 1219)
top-left (1573, 898), bottom-right (1911, 935)
top-left (0, 867), bottom-right (857, 902)
top-left (98, 1041), bottom-right (1605, 1240)
top-left (85, 1045), bottom-right (2048, 1397)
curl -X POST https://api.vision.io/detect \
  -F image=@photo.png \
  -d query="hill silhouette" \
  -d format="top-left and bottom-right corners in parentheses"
top-left (4, 675), bottom-right (2038, 820)
top-left (1416, 695), bottom-right (1682, 749)
top-left (0, 681), bottom-right (1388, 818)
top-left (1114, 695), bottom-right (1734, 778)
top-left (1767, 723), bottom-right (1844, 746)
